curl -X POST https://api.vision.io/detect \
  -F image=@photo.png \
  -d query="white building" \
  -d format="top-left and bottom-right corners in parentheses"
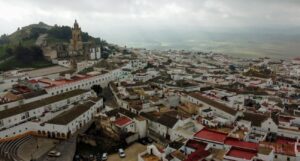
top-left (89, 47), bottom-right (101, 60)
top-left (0, 89), bottom-right (100, 140)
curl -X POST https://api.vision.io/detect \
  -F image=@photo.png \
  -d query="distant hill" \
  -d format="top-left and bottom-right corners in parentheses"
top-left (0, 22), bottom-right (105, 71)
top-left (9, 22), bottom-right (52, 44)
top-left (0, 21), bottom-right (100, 47)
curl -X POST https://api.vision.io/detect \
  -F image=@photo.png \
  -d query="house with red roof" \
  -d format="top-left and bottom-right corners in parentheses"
top-left (260, 136), bottom-right (299, 161)
top-left (192, 128), bottom-right (275, 161)
top-left (193, 128), bottom-right (228, 149)
top-left (224, 147), bottom-right (257, 161)
top-left (112, 116), bottom-right (135, 133)
top-left (224, 138), bottom-right (259, 151)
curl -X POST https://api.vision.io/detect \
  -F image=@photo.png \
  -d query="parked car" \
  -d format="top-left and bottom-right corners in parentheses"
top-left (95, 153), bottom-right (101, 161)
top-left (147, 137), bottom-right (153, 143)
top-left (74, 155), bottom-right (81, 161)
top-left (118, 148), bottom-right (126, 158)
top-left (48, 150), bottom-right (61, 157)
top-left (89, 154), bottom-right (94, 161)
top-left (102, 153), bottom-right (108, 161)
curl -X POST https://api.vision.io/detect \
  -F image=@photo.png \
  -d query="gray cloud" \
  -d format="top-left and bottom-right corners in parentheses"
top-left (0, 0), bottom-right (300, 45)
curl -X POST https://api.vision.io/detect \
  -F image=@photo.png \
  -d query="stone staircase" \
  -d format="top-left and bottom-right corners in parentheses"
top-left (0, 135), bottom-right (33, 161)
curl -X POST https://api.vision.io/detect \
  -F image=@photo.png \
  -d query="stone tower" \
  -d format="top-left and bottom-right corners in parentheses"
top-left (69, 20), bottom-right (83, 55)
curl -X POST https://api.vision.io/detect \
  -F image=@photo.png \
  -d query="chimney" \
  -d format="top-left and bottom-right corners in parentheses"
top-left (65, 74), bottom-right (71, 80)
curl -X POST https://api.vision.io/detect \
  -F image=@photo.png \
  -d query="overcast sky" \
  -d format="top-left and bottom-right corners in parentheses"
top-left (1, 0), bottom-right (300, 45)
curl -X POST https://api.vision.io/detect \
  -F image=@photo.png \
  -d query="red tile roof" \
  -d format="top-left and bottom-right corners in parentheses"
top-left (114, 116), bottom-right (132, 127)
top-left (279, 115), bottom-right (295, 123)
top-left (28, 79), bottom-right (38, 83)
top-left (226, 147), bottom-right (257, 160)
top-left (225, 138), bottom-right (258, 151)
top-left (184, 140), bottom-right (210, 161)
top-left (194, 128), bottom-right (228, 143)
top-left (39, 74), bottom-right (92, 88)
top-left (185, 149), bottom-right (210, 161)
top-left (186, 139), bottom-right (207, 150)
top-left (260, 136), bottom-right (297, 156)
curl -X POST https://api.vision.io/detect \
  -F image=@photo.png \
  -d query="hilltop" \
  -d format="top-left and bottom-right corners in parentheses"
top-left (0, 22), bottom-right (107, 71)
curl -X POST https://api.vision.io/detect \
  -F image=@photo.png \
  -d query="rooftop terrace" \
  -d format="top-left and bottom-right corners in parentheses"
top-left (226, 147), bottom-right (256, 160)
top-left (194, 128), bottom-right (228, 143)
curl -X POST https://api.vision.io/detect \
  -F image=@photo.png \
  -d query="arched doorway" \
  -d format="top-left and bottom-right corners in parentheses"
top-left (47, 131), bottom-right (51, 138)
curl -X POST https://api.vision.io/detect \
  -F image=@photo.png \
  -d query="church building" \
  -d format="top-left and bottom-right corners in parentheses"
top-left (69, 20), bottom-right (84, 56)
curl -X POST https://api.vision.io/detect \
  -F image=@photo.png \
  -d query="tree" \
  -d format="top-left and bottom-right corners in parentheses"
top-left (5, 47), bottom-right (13, 55)
top-left (15, 45), bottom-right (32, 63)
top-left (81, 32), bottom-right (91, 42)
top-left (47, 26), bottom-right (72, 40)
top-left (101, 51), bottom-right (109, 59)
top-left (91, 85), bottom-right (102, 96)
top-left (24, 27), bottom-right (48, 40)
top-left (229, 64), bottom-right (236, 71)
top-left (0, 34), bottom-right (9, 45)
top-left (14, 44), bottom-right (45, 63)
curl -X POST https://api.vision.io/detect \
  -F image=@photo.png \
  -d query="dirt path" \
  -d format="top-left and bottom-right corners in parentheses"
top-left (35, 34), bottom-right (48, 46)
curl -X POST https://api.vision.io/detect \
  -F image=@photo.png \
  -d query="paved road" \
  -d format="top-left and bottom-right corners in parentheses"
top-left (37, 137), bottom-right (77, 161)
top-left (18, 137), bottom-right (56, 161)
top-left (107, 143), bottom-right (146, 161)
top-left (37, 121), bottom-right (94, 161)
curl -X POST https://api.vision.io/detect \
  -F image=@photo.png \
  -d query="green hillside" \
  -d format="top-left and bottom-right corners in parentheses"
top-left (0, 22), bottom-right (102, 71)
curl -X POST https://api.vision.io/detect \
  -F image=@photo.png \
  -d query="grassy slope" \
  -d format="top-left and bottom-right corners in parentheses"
top-left (0, 45), bottom-right (6, 58)
top-left (0, 23), bottom-right (54, 71)
top-left (0, 58), bottom-right (54, 71)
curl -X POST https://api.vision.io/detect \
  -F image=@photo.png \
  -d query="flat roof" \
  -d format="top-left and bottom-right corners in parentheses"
top-left (188, 92), bottom-right (237, 115)
top-left (114, 116), bottom-right (132, 127)
top-left (186, 139), bottom-right (207, 150)
top-left (27, 65), bottom-right (70, 78)
top-left (224, 138), bottom-right (258, 150)
top-left (260, 136), bottom-right (297, 156)
top-left (194, 128), bottom-right (227, 143)
top-left (226, 147), bottom-right (256, 160)
top-left (258, 147), bottom-right (273, 155)
top-left (0, 89), bottom-right (89, 120)
top-left (46, 101), bottom-right (95, 125)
